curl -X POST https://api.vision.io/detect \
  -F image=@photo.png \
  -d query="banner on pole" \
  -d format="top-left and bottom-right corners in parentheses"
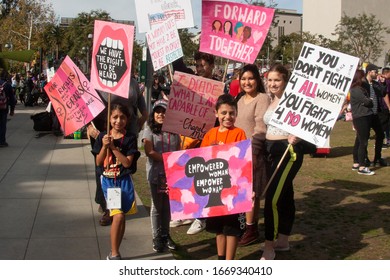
top-left (90, 20), bottom-right (134, 99)
top-left (269, 42), bottom-right (359, 147)
top-left (163, 139), bottom-right (252, 220)
top-left (199, 0), bottom-right (274, 64)
top-left (44, 56), bottom-right (105, 136)
top-left (162, 71), bottom-right (224, 139)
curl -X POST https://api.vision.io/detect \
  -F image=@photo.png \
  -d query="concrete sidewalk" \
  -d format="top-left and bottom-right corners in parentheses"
top-left (0, 104), bottom-right (173, 260)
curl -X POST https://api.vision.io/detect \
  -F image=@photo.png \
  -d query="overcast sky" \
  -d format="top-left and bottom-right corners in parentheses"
top-left (49, 0), bottom-right (302, 40)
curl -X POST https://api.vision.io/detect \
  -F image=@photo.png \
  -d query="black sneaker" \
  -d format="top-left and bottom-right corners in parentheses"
top-left (373, 158), bottom-right (389, 167)
top-left (164, 235), bottom-right (177, 250)
top-left (358, 167), bottom-right (375, 175)
top-left (352, 165), bottom-right (359, 171)
top-left (153, 237), bottom-right (165, 253)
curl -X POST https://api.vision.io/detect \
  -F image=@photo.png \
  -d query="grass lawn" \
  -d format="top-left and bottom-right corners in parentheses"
top-left (132, 120), bottom-right (390, 260)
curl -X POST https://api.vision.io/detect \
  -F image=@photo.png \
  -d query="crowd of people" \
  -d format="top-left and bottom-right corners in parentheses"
top-left (2, 49), bottom-right (388, 261)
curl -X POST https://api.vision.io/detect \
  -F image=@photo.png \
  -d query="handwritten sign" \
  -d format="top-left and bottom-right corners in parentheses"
top-left (146, 16), bottom-right (183, 71)
top-left (163, 139), bottom-right (252, 220)
top-left (44, 56), bottom-right (105, 136)
top-left (162, 71), bottom-right (224, 139)
top-left (269, 42), bottom-right (359, 147)
top-left (199, 1), bottom-right (274, 64)
top-left (90, 20), bottom-right (134, 99)
top-left (135, 0), bottom-right (194, 33)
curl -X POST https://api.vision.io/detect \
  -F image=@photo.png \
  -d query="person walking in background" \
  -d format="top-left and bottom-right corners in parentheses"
top-left (350, 69), bottom-right (375, 175)
top-left (379, 67), bottom-right (390, 148)
top-left (142, 99), bottom-right (181, 253)
top-left (261, 64), bottom-right (304, 260)
top-left (0, 69), bottom-right (16, 148)
top-left (362, 64), bottom-right (388, 167)
top-left (200, 94), bottom-right (247, 260)
top-left (234, 64), bottom-right (270, 247)
top-left (93, 103), bottom-right (140, 260)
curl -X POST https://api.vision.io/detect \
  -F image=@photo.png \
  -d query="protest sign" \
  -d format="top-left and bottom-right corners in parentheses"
top-left (162, 71), bottom-right (224, 139)
top-left (90, 20), bottom-right (134, 99)
top-left (269, 42), bottom-right (359, 147)
top-left (146, 16), bottom-right (183, 71)
top-left (44, 56), bottom-right (105, 136)
top-left (135, 0), bottom-right (194, 33)
top-left (163, 139), bottom-right (252, 220)
top-left (199, 0), bottom-right (274, 64)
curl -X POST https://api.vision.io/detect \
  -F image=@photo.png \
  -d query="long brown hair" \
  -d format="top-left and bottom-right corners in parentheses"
top-left (350, 69), bottom-right (365, 89)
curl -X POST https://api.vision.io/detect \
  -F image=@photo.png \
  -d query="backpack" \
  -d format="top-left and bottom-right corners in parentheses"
top-left (0, 82), bottom-right (8, 110)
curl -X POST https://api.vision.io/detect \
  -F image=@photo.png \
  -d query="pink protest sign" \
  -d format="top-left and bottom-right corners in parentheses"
top-left (162, 71), bottom-right (224, 139)
top-left (200, 1), bottom-right (275, 64)
top-left (163, 139), bottom-right (253, 220)
top-left (44, 56), bottom-right (105, 136)
top-left (90, 20), bottom-right (134, 98)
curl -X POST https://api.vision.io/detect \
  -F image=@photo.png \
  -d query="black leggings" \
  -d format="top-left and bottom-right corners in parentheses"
top-left (264, 140), bottom-right (303, 241)
top-left (352, 115), bottom-right (372, 166)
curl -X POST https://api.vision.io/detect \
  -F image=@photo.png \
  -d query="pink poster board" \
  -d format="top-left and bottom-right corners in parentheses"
top-left (200, 1), bottom-right (275, 64)
top-left (90, 20), bottom-right (134, 99)
top-left (163, 139), bottom-right (253, 220)
top-left (44, 56), bottom-right (105, 136)
top-left (162, 71), bottom-right (224, 139)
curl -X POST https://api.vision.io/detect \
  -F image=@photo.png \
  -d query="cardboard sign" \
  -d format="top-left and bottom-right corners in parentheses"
top-left (90, 20), bottom-right (134, 99)
top-left (162, 71), bottom-right (224, 139)
top-left (163, 139), bottom-right (252, 220)
top-left (44, 56), bottom-right (105, 136)
top-left (269, 42), bottom-right (359, 147)
top-left (199, 0), bottom-right (274, 64)
top-left (135, 0), bottom-right (194, 33)
top-left (146, 16), bottom-right (183, 71)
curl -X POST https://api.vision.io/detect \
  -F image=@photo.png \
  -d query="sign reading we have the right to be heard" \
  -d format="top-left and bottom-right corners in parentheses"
top-left (269, 43), bottom-right (359, 147)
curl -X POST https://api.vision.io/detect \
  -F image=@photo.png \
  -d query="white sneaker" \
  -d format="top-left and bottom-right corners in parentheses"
top-left (169, 219), bottom-right (193, 228)
top-left (186, 219), bottom-right (206, 235)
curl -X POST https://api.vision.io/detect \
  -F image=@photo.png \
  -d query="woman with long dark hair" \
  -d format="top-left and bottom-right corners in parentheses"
top-left (350, 69), bottom-right (375, 175)
top-left (235, 64), bottom-right (270, 246)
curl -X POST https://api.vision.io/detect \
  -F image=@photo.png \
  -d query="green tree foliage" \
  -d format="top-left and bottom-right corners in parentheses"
top-left (178, 28), bottom-right (198, 64)
top-left (334, 13), bottom-right (390, 62)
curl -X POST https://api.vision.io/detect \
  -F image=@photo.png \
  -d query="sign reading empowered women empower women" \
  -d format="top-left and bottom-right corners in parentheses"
top-left (269, 42), bottom-right (359, 147)
top-left (44, 56), bottom-right (105, 136)
top-left (163, 139), bottom-right (252, 220)
top-left (200, 0), bottom-right (274, 64)
top-left (162, 71), bottom-right (224, 139)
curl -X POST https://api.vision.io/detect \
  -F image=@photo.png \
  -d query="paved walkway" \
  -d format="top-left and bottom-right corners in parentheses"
top-left (0, 103), bottom-right (173, 260)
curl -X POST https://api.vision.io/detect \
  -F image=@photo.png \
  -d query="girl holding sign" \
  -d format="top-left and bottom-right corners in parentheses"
top-left (142, 100), bottom-right (181, 253)
top-left (235, 64), bottom-right (270, 246)
top-left (93, 103), bottom-right (140, 260)
top-left (261, 64), bottom-right (304, 260)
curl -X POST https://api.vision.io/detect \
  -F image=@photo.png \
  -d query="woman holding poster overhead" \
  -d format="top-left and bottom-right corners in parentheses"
top-left (261, 64), bottom-right (304, 260)
top-left (234, 64), bottom-right (270, 246)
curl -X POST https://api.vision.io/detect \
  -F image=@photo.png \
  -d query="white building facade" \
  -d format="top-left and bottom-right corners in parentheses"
top-left (303, 0), bottom-right (390, 66)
